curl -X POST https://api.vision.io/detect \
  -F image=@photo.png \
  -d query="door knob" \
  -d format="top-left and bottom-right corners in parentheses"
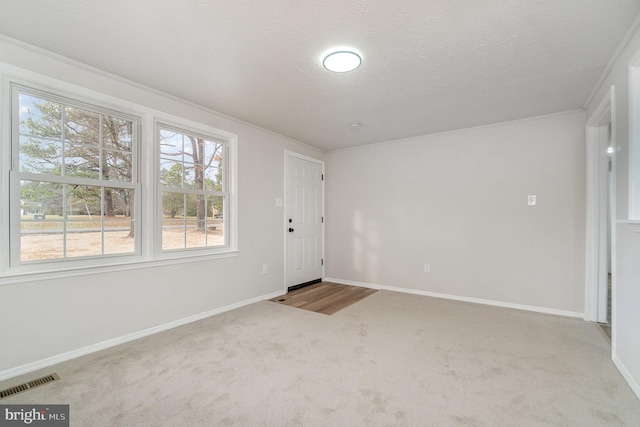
top-left (289, 228), bottom-right (294, 232)
top-left (289, 218), bottom-right (293, 223)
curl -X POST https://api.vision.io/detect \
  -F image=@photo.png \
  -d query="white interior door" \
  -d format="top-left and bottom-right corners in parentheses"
top-left (285, 153), bottom-right (323, 288)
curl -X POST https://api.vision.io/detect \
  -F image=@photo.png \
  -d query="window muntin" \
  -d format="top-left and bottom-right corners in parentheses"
top-left (159, 125), bottom-right (227, 251)
top-left (13, 87), bottom-right (139, 263)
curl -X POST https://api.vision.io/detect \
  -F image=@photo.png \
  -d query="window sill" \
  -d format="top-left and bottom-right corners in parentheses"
top-left (0, 250), bottom-right (239, 286)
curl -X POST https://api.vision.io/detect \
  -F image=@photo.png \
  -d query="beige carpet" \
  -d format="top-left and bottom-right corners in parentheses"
top-left (1, 290), bottom-right (639, 426)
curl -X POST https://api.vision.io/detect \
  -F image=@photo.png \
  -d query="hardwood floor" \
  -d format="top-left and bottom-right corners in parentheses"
top-left (269, 282), bottom-right (377, 315)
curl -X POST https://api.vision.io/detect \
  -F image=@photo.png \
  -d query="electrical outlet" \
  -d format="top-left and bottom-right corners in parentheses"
top-left (262, 264), bottom-right (268, 274)
top-left (424, 263), bottom-right (430, 273)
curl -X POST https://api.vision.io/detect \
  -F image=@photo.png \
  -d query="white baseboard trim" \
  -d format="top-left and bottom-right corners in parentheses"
top-left (0, 290), bottom-right (283, 382)
top-left (325, 277), bottom-right (584, 319)
top-left (613, 354), bottom-right (640, 401)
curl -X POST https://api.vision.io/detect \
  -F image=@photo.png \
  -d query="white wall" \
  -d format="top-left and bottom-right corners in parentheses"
top-left (0, 38), bottom-right (324, 375)
top-left (326, 111), bottom-right (586, 314)
top-left (586, 21), bottom-right (640, 398)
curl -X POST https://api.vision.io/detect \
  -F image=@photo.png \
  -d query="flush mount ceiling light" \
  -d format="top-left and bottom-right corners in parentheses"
top-left (322, 49), bottom-right (362, 73)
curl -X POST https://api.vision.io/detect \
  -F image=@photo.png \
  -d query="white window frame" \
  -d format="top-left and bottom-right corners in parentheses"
top-left (0, 70), bottom-right (238, 283)
top-left (6, 82), bottom-right (142, 274)
top-left (154, 119), bottom-right (238, 258)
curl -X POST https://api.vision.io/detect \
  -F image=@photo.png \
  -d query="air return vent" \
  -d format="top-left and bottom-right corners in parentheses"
top-left (0, 373), bottom-right (59, 399)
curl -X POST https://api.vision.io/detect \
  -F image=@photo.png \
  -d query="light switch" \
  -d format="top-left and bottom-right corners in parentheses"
top-left (528, 195), bottom-right (536, 206)
top-left (275, 198), bottom-right (283, 207)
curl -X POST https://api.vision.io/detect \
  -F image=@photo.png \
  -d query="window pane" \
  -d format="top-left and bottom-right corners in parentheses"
top-left (66, 225), bottom-right (103, 257)
top-left (103, 116), bottom-right (133, 151)
top-left (64, 143), bottom-right (100, 179)
top-left (19, 136), bottom-right (62, 175)
top-left (204, 165), bottom-right (222, 190)
top-left (20, 180), bottom-right (64, 217)
top-left (160, 160), bottom-right (183, 187)
top-left (159, 129), bottom-right (183, 160)
top-left (205, 141), bottom-right (224, 166)
top-left (185, 193), bottom-right (201, 219)
top-left (185, 221), bottom-right (206, 248)
top-left (21, 229), bottom-right (64, 261)
top-left (64, 106), bottom-right (99, 146)
top-left (162, 191), bottom-right (184, 219)
top-left (207, 195), bottom-right (223, 220)
top-left (103, 186), bottom-right (134, 255)
top-left (104, 219), bottom-right (135, 255)
top-left (19, 94), bottom-right (62, 139)
top-left (106, 187), bottom-right (134, 217)
top-left (66, 185), bottom-right (102, 217)
top-left (103, 149), bottom-right (133, 182)
top-left (162, 192), bottom-right (185, 250)
top-left (162, 224), bottom-right (185, 250)
top-left (20, 180), bottom-right (64, 261)
top-left (204, 140), bottom-right (223, 191)
top-left (183, 163), bottom-right (199, 189)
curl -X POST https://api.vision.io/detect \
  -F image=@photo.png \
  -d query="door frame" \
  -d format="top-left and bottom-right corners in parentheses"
top-left (283, 150), bottom-right (325, 291)
top-left (584, 86), bottom-right (616, 335)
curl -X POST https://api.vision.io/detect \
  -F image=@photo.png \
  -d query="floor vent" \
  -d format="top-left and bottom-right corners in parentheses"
top-left (0, 373), bottom-right (59, 399)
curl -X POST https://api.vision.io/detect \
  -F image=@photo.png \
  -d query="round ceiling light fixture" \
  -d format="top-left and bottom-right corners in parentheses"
top-left (322, 49), bottom-right (362, 73)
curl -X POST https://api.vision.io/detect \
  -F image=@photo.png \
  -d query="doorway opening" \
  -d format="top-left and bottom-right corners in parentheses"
top-left (600, 126), bottom-right (613, 340)
top-left (585, 86), bottom-right (615, 347)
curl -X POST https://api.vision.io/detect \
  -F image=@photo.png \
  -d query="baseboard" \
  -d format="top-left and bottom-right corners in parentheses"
top-left (324, 277), bottom-right (584, 319)
top-left (0, 290), bottom-right (283, 382)
top-left (613, 354), bottom-right (640, 401)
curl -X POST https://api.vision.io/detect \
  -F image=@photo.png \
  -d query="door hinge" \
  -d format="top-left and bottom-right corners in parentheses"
top-left (321, 216), bottom-right (324, 223)
top-left (321, 174), bottom-right (324, 181)
top-left (321, 259), bottom-right (324, 266)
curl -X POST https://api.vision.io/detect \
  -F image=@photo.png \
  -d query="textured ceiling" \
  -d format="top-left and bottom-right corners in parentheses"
top-left (1, 1), bottom-right (639, 151)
